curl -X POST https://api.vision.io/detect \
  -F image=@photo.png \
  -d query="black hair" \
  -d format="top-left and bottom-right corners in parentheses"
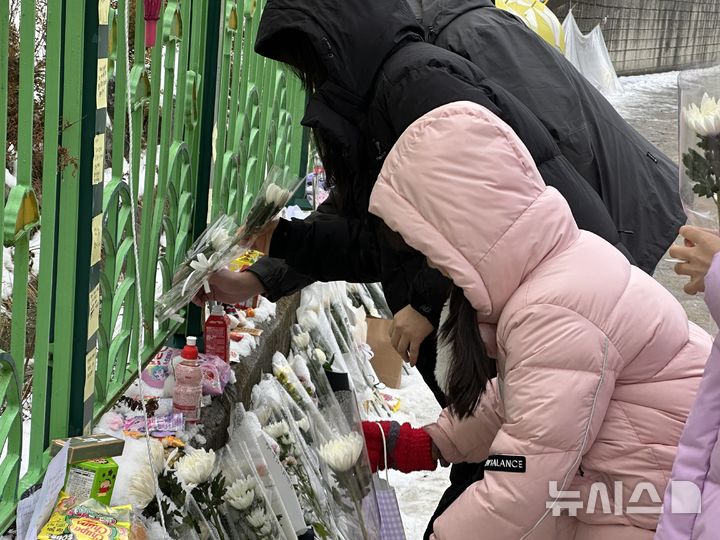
top-left (439, 285), bottom-right (497, 419)
top-left (271, 30), bottom-right (368, 217)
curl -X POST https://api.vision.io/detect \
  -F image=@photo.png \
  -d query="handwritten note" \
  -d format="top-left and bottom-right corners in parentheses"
top-left (84, 348), bottom-right (97, 401)
top-left (88, 285), bottom-right (100, 337)
top-left (92, 134), bottom-right (105, 185)
top-left (96, 59), bottom-right (108, 110)
top-left (25, 444), bottom-right (69, 539)
top-left (91, 213), bottom-right (103, 265)
top-left (98, 0), bottom-right (110, 25)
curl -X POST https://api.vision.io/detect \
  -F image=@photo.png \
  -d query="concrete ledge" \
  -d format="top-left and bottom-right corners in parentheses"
top-left (198, 293), bottom-right (300, 451)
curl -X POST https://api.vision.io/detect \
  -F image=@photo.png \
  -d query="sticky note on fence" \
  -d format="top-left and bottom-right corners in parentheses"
top-left (98, 0), bottom-right (109, 25)
top-left (88, 286), bottom-right (100, 337)
top-left (92, 134), bottom-right (105, 185)
top-left (84, 349), bottom-right (97, 401)
top-left (96, 59), bottom-right (108, 110)
top-left (91, 214), bottom-right (103, 265)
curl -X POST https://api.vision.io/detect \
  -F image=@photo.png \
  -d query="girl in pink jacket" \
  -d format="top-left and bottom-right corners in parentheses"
top-left (362, 101), bottom-right (711, 539)
top-left (655, 226), bottom-right (720, 539)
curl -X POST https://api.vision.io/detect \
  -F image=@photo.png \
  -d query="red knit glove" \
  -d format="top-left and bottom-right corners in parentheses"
top-left (361, 420), bottom-right (436, 473)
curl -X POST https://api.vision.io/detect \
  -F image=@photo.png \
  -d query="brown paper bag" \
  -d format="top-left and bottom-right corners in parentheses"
top-left (366, 318), bottom-right (404, 389)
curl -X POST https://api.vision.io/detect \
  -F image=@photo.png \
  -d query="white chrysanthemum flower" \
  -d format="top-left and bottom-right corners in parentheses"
top-left (297, 417), bottom-right (310, 433)
top-left (246, 506), bottom-right (266, 528)
top-left (175, 448), bottom-right (216, 487)
top-left (685, 93), bottom-right (720, 136)
top-left (263, 420), bottom-right (289, 440)
top-left (145, 438), bottom-right (166, 473)
top-left (291, 331), bottom-right (310, 349)
top-left (258, 521), bottom-right (272, 536)
top-left (225, 476), bottom-right (256, 511)
top-left (209, 228), bottom-right (231, 251)
top-left (264, 184), bottom-right (283, 206)
top-left (318, 432), bottom-right (364, 473)
top-left (279, 434), bottom-right (294, 447)
top-left (128, 464), bottom-right (157, 510)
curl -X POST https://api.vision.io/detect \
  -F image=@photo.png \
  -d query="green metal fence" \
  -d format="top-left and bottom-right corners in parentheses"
top-left (0, 0), bottom-right (306, 530)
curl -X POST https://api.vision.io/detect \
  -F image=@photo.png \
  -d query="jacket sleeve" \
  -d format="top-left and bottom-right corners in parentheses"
top-left (656, 253), bottom-right (720, 538)
top-left (379, 65), bottom-right (626, 258)
top-left (245, 257), bottom-right (315, 302)
top-left (269, 216), bottom-right (382, 284)
top-left (424, 378), bottom-right (503, 463)
top-left (408, 261), bottom-right (452, 327)
top-left (429, 304), bottom-right (619, 540)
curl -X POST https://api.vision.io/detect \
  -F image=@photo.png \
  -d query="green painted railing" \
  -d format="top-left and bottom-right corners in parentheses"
top-left (0, 0), bottom-right (306, 531)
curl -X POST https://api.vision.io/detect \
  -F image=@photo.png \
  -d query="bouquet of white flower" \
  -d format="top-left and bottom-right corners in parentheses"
top-left (679, 67), bottom-right (720, 230)
top-left (289, 326), bottom-right (382, 540)
top-left (155, 166), bottom-right (302, 323)
top-left (225, 403), bottom-right (304, 539)
top-left (252, 377), bottom-right (342, 539)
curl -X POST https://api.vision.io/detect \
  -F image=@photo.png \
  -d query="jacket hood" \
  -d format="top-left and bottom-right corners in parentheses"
top-left (369, 102), bottom-right (580, 322)
top-left (417, 0), bottom-right (494, 39)
top-left (255, 0), bottom-right (423, 101)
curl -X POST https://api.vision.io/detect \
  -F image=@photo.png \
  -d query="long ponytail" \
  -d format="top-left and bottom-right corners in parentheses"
top-left (439, 285), bottom-right (496, 419)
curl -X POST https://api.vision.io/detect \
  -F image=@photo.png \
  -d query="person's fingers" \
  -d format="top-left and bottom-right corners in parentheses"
top-left (668, 244), bottom-right (691, 261)
top-left (675, 262), bottom-right (703, 277)
top-left (193, 289), bottom-right (210, 307)
top-left (408, 339), bottom-right (420, 366)
top-left (679, 225), bottom-right (705, 245)
top-left (397, 335), bottom-right (410, 363)
top-left (684, 276), bottom-right (705, 295)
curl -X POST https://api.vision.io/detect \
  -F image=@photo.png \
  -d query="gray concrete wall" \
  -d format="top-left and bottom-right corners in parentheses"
top-left (548, 0), bottom-right (720, 75)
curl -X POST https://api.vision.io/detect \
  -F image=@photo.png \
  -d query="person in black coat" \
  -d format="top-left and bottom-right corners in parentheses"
top-left (407, 0), bottom-right (685, 273)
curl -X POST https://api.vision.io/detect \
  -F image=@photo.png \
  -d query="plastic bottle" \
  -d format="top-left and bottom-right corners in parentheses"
top-left (172, 337), bottom-right (203, 423)
top-left (205, 303), bottom-right (230, 362)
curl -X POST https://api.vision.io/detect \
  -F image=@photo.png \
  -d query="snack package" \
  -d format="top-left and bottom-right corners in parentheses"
top-left (64, 458), bottom-right (119, 506)
top-left (228, 250), bottom-right (264, 309)
top-left (39, 493), bottom-right (132, 539)
top-left (200, 354), bottom-right (232, 396)
top-left (122, 414), bottom-right (185, 437)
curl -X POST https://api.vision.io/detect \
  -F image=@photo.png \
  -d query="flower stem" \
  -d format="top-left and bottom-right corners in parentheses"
top-left (352, 496), bottom-right (370, 540)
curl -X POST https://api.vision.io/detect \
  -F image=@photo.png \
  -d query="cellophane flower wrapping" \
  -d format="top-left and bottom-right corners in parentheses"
top-left (155, 166), bottom-right (302, 323)
top-left (251, 377), bottom-right (341, 538)
top-left (225, 403), bottom-right (299, 539)
top-left (679, 66), bottom-right (720, 231)
top-left (298, 283), bottom-right (390, 419)
top-left (217, 441), bottom-right (285, 540)
top-left (291, 286), bottom-right (383, 539)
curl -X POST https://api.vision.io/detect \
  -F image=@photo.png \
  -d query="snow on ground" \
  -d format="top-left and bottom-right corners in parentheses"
top-left (375, 366), bottom-right (451, 539)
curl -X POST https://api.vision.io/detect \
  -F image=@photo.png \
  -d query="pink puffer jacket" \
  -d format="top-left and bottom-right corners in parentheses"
top-left (655, 253), bottom-right (720, 539)
top-left (368, 102), bottom-right (710, 540)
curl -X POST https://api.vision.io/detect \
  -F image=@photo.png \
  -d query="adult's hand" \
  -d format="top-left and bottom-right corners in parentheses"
top-left (193, 270), bottom-right (266, 306)
top-left (251, 218), bottom-right (279, 255)
top-left (669, 225), bottom-right (720, 295)
top-left (390, 305), bottom-right (434, 365)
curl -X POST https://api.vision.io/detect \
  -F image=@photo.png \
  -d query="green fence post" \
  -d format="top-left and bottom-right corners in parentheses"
top-left (53, 0), bottom-right (102, 437)
top-left (182, 0), bottom-right (223, 341)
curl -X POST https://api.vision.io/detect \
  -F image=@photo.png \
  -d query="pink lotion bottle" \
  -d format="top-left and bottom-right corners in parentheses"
top-left (172, 336), bottom-right (203, 423)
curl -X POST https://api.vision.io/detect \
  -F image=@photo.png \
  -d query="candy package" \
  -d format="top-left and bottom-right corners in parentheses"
top-left (38, 492), bottom-right (132, 539)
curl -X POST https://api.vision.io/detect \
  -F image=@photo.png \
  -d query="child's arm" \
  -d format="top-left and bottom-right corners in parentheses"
top-left (670, 225), bottom-right (720, 296)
